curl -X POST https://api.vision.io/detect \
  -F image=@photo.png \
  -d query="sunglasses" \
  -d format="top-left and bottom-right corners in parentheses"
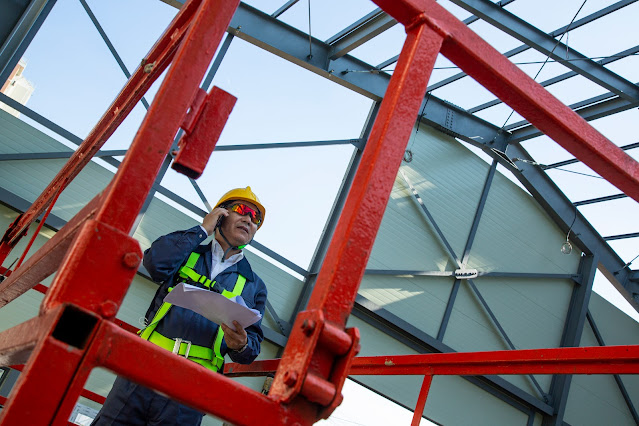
top-left (228, 203), bottom-right (262, 226)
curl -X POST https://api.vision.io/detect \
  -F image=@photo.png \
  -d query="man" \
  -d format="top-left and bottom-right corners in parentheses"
top-left (92, 187), bottom-right (268, 425)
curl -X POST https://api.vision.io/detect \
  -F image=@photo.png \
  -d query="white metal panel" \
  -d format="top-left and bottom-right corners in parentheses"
top-left (347, 315), bottom-right (531, 425)
top-left (358, 275), bottom-right (453, 339)
top-left (468, 163), bottom-right (582, 274)
top-left (563, 319), bottom-right (636, 425)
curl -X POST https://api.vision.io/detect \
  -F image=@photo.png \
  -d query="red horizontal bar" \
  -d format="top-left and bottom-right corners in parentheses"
top-left (0, 192), bottom-right (102, 309)
top-left (224, 359), bottom-right (280, 377)
top-left (92, 321), bottom-right (303, 425)
top-left (350, 346), bottom-right (639, 376)
top-left (0, 308), bottom-right (62, 367)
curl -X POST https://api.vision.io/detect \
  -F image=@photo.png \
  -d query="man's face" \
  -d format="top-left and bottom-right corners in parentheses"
top-left (220, 200), bottom-right (259, 246)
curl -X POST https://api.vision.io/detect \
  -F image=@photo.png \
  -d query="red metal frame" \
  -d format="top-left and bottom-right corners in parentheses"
top-left (0, 0), bottom-right (638, 424)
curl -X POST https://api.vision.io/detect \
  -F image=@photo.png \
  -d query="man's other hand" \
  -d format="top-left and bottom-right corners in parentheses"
top-left (221, 320), bottom-right (248, 351)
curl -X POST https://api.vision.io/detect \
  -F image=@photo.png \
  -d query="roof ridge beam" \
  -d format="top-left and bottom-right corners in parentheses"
top-left (447, 0), bottom-right (639, 102)
top-left (428, 0), bottom-right (637, 93)
top-left (325, 8), bottom-right (397, 60)
top-left (507, 85), bottom-right (639, 142)
top-left (469, 44), bottom-right (639, 114)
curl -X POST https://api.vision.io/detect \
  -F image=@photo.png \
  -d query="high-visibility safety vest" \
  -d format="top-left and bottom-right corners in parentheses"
top-left (139, 252), bottom-right (247, 372)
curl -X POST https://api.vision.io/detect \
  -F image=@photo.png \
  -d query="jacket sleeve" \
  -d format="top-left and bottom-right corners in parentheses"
top-left (143, 225), bottom-right (208, 284)
top-left (228, 277), bottom-right (268, 364)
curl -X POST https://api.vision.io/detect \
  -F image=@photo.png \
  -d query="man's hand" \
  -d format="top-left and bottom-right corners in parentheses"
top-left (221, 320), bottom-right (248, 351)
top-left (201, 207), bottom-right (228, 236)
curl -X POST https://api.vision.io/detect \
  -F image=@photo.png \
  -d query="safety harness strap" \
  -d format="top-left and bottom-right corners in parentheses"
top-left (139, 251), bottom-right (247, 372)
top-left (178, 253), bottom-right (214, 288)
top-left (213, 275), bottom-right (247, 365)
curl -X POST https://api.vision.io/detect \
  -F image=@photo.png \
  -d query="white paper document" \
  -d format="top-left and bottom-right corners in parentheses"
top-left (164, 283), bottom-right (262, 329)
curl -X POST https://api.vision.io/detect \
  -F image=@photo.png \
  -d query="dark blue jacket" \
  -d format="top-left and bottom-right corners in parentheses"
top-left (143, 225), bottom-right (267, 365)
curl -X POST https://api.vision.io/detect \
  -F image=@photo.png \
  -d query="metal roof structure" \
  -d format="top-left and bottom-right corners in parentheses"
top-left (0, 0), bottom-right (638, 425)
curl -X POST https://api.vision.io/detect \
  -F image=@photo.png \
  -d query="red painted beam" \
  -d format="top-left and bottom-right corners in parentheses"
top-left (94, 0), bottom-right (240, 234)
top-left (0, 307), bottom-right (62, 367)
top-left (269, 21), bottom-right (444, 420)
top-left (349, 346), bottom-right (639, 376)
top-left (0, 306), bottom-right (99, 425)
top-left (92, 321), bottom-right (300, 425)
top-left (0, 0), bottom-right (204, 256)
top-left (0, 192), bottom-right (102, 309)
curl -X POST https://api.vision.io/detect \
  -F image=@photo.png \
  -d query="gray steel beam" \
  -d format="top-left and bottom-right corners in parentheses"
top-left (326, 8), bottom-right (397, 60)
top-left (436, 279), bottom-right (460, 341)
top-left (461, 159), bottom-right (497, 266)
top-left (467, 278), bottom-right (547, 398)
top-left (505, 143), bottom-right (639, 309)
top-left (448, 0), bottom-right (639, 103)
top-left (376, 0), bottom-right (519, 70)
top-left (507, 85), bottom-right (639, 143)
top-left (478, 272), bottom-right (578, 280)
top-left (469, 44), bottom-right (639, 114)
top-left (214, 139), bottom-right (362, 151)
top-left (573, 193), bottom-right (628, 207)
top-left (271, 0), bottom-right (300, 19)
top-left (79, 0), bottom-right (150, 110)
top-left (159, 2), bottom-right (504, 148)
top-left (399, 168), bottom-right (462, 265)
top-left (432, 0), bottom-right (637, 95)
top-left (202, 33), bottom-right (234, 91)
top-left (365, 269), bottom-right (454, 277)
top-left (543, 254), bottom-right (597, 425)
top-left (543, 141), bottom-right (639, 170)
top-left (291, 102), bottom-right (380, 326)
top-left (364, 270), bottom-right (579, 280)
top-left (0, 0), bottom-right (56, 86)
top-left (353, 294), bottom-right (554, 416)
top-left (586, 311), bottom-right (639, 424)
top-left (0, 150), bottom-right (127, 161)
top-left (189, 178), bottom-right (213, 211)
top-left (604, 232), bottom-right (639, 242)
top-left (265, 299), bottom-right (290, 335)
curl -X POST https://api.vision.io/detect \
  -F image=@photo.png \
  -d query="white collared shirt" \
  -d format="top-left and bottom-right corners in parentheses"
top-left (200, 226), bottom-right (244, 279)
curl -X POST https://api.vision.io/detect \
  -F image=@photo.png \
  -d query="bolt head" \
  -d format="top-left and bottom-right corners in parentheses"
top-left (283, 370), bottom-right (298, 387)
top-left (122, 252), bottom-right (141, 269)
top-left (301, 319), bottom-right (316, 336)
top-left (99, 300), bottom-right (118, 318)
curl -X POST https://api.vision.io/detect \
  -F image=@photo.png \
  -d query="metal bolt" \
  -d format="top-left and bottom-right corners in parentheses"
top-left (301, 319), bottom-right (316, 336)
top-left (122, 252), bottom-right (141, 269)
top-left (99, 300), bottom-right (118, 318)
top-left (283, 370), bottom-right (298, 387)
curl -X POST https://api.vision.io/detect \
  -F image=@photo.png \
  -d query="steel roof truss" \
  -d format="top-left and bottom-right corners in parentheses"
top-left (448, 0), bottom-right (639, 103)
top-left (325, 8), bottom-right (397, 60)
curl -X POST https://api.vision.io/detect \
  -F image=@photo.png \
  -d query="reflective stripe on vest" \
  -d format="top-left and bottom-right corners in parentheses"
top-left (139, 252), bottom-right (247, 372)
top-left (178, 252), bottom-right (214, 289)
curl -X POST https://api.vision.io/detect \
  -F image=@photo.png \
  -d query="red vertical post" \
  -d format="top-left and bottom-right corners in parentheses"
top-left (0, 0), bottom-right (244, 424)
top-left (41, 0), bottom-right (240, 314)
top-left (0, 0), bottom-right (205, 264)
top-left (269, 20), bottom-right (445, 419)
top-left (412, 375), bottom-right (433, 426)
top-left (0, 306), bottom-right (99, 425)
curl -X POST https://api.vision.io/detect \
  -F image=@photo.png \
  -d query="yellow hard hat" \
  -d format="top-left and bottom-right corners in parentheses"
top-left (215, 186), bottom-right (266, 228)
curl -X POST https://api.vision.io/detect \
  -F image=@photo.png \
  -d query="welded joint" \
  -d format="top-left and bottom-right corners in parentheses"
top-left (406, 12), bottom-right (450, 41)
